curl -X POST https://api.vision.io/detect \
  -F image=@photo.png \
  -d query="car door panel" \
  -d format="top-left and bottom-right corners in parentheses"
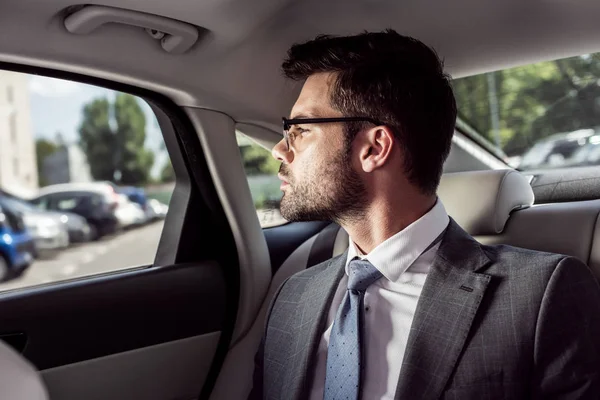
top-left (0, 262), bottom-right (226, 369)
top-left (42, 332), bottom-right (220, 400)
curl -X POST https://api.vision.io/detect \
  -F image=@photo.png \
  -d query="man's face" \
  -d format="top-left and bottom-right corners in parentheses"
top-left (272, 72), bottom-right (368, 223)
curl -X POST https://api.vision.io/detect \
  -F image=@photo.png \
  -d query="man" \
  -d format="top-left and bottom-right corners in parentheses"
top-left (249, 30), bottom-right (600, 399)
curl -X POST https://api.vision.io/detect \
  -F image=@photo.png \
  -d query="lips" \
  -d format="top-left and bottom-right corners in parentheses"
top-left (278, 174), bottom-right (289, 184)
top-left (278, 174), bottom-right (290, 189)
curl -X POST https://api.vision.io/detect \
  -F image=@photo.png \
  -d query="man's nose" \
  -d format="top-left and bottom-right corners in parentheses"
top-left (272, 139), bottom-right (293, 164)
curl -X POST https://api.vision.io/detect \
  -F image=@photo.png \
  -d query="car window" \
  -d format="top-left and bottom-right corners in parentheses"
top-left (453, 52), bottom-right (600, 171)
top-left (30, 195), bottom-right (49, 210)
top-left (0, 71), bottom-right (173, 292)
top-left (236, 132), bottom-right (286, 228)
top-left (55, 197), bottom-right (79, 211)
top-left (0, 196), bottom-right (35, 213)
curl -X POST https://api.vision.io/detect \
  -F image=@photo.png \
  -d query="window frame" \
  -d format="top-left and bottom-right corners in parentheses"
top-left (0, 60), bottom-right (235, 267)
top-left (0, 61), bottom-right (240, 398)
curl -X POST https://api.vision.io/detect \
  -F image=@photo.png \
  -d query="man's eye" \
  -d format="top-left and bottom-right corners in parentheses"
top-left (291, 126), bottom-right (308, 135)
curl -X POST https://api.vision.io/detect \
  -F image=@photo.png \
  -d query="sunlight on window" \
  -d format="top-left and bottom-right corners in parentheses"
top-left (0, 71), bottom-right (172, 292)
top-left (454, 53), bottom-right (600, 171)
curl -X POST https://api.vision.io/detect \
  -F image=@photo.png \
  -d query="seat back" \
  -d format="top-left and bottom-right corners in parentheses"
top-left (0, 340), bottom-right (49, 399)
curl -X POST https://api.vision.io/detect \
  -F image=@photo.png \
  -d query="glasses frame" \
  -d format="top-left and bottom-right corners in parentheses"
top-left (281, 116), bottom-right (383, 150)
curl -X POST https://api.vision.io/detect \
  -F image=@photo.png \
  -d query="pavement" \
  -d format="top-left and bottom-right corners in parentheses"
top-left (0, 221), bottom-right (164, 292)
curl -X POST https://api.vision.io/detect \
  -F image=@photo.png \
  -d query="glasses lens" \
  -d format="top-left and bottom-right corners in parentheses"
top-left (284, 131), bottom-right (290, 150)
top-left (282, 118), bottom-right (290, 150)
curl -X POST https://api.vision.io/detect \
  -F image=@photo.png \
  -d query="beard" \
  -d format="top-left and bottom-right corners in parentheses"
top-left (278, 144), bottom-right (368, 223)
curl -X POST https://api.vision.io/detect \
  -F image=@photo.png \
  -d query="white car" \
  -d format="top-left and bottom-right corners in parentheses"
top-left (23, 214), bottom-right (69, 253)
top-left (147, 199), bottom-right (168, 220)
top-left (114, 194), bottom-right (146, 229)
top-left (0, 196), bottom-right (69, 253)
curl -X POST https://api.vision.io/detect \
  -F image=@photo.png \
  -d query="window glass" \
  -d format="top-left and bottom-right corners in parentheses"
top-left (236, 132), bottom-right (286, 228)
top-left (0, 71), bottom-right (172, 291)
top-left (453, 52), bottom-right (600, 170)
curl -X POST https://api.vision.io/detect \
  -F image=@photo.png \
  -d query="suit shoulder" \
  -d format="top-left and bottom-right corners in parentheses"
top-left (273, 254), bottom-right (343, 302)
top-left (481, 242), bottom-right (586, 276)
top-left (287, 253), bottom-right (343, 281)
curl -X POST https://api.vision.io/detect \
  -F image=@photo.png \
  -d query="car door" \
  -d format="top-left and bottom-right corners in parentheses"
top-left (0, 67), bottom-right (239, 400)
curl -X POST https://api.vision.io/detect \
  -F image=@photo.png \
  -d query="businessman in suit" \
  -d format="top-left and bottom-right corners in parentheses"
top-left (249, 29), bottom-right (600, 399)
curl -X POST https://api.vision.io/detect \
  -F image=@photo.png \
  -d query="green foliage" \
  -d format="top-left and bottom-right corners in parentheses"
top-left (454, 53), bottom-right (600, 156)
top-left (78, 94), bottom-right (155, 185)
top-left (35, 138), bottom-right (58, 187)
top-left (247, 175), bottom-right (282, 209)
top-left (239, 143), bottom-right (280, 176)
top-left (237, 137), bottom-right (282, 209)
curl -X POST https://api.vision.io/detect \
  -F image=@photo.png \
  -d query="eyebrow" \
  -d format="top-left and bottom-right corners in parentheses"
top-left (288, 112), bottom-right (322, 120)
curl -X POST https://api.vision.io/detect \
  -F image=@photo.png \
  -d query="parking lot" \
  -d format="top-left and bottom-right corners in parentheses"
top-left (0, 220), bottom-right (164, 292)
top-left (0, 208), bottom-right (286, 293)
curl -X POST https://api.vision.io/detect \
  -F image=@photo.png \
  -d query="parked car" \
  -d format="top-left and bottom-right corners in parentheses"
top-left (0, 203), bottom-right (35, 282)
top-left (562, 135), bottom-right (600, 167)
top-left (147, 199), bottom-right (168, 220)
top-left (115, 194), bottom-right (146, 229)
top-left (118, 186), bottom-right (152, 223)
top-left (31, 184), bottom-right (119, 240)
top-left (1, 195), bottom-right (91, 244)
top-left (0, 196), bottom-right (69, 253)
top-left (518, 129), bottom-right (596, 170)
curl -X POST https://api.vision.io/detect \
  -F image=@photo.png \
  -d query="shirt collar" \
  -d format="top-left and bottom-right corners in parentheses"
top-left (345, 198), bottom-right (450, 283)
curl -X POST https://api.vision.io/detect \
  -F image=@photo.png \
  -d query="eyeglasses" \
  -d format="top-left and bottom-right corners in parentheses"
top-left (281, 116), bottom-right (383, 151)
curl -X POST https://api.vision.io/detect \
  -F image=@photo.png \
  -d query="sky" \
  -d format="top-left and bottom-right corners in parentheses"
top-left (28, 75), bottom-right (168, 179)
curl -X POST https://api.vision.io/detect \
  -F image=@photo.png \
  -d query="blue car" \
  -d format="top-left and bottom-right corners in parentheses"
top-left (0, 203), bottom-right (35, 282)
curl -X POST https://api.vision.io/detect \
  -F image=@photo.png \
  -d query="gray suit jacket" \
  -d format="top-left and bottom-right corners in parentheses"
top-left (249, 219), bottom-right (600, 399)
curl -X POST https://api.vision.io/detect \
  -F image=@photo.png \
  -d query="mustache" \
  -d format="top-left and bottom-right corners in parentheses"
top-left (279, 164), bottom-right (292, 183)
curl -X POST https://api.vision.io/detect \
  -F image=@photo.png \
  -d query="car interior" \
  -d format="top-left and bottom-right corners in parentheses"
top-left (2, 0), bottom-right (600, 399)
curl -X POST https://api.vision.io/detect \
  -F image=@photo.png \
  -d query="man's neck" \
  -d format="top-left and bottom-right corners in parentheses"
top-left (343, 195), bottom-right (437, 255)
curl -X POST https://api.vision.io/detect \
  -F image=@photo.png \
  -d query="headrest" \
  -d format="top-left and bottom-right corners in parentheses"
top-left (437, 169), bottom-right (534, 235)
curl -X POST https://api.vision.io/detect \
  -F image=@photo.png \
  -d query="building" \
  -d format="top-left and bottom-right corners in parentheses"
top-left (42, 145), bottom-right (92, 186)
top-left (0, 71), bottom-right (38, 198)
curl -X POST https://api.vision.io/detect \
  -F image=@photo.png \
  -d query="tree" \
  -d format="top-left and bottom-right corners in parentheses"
top-left (78, 94), bottom-right (154, 185)
top-left (35, 138), bottom-right (58, 187)
top-left (454, 53), bottom-right (600, 157)
top-left (239, 143), bottom-right (280, 175)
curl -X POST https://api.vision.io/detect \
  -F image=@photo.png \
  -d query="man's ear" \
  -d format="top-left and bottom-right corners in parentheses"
top-left (358, 126), bottom-right (395, 173)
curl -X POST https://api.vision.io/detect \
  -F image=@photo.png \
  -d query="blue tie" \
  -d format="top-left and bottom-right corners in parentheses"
top-left (323, 259), bottom-right (383, 400)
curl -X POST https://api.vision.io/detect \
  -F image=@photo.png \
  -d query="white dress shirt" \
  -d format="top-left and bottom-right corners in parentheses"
top-left (308, 199), bottom-right (450, 400)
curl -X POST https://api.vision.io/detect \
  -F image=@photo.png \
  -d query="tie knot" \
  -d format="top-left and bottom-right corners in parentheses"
top-left (347, 259), bottom-right (383, 291)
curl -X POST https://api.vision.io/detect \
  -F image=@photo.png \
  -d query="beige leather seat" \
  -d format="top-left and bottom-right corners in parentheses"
top-left (439, 170), bottom-right (600, 278)
top-left (0, 340), bottom-right (49, 399)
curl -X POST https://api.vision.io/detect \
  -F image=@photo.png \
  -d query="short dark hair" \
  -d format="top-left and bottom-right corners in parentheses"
top-left (282, 29), bottom-right (456, 195)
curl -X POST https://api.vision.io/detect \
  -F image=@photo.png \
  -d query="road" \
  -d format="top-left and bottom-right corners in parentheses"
top-left (0, 221), bottom-right (164, 292)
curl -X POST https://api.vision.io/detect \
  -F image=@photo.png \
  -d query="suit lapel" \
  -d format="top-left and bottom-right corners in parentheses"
top-left (395, 219), bottom-right (492, 400)
top-left (286, 252), bottom-right (347, 400)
